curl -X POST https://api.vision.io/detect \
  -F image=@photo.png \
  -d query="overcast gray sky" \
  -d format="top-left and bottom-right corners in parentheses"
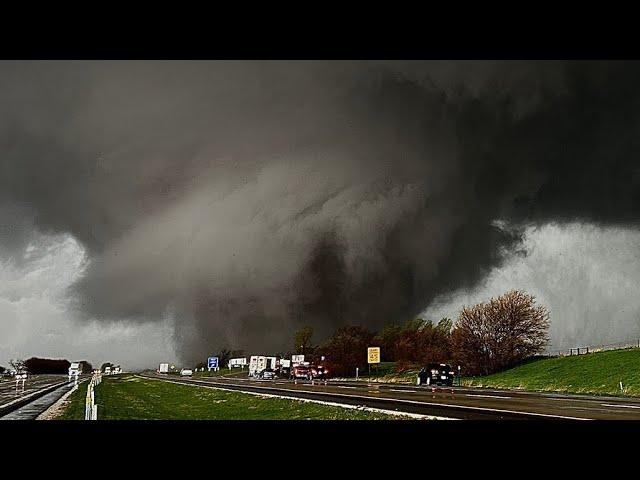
top-left (2, 61), bottom-right (640, 368)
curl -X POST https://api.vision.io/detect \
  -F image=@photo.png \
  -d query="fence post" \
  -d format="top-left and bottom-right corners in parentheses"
top-left (84, 372), bottom-right (100, 421)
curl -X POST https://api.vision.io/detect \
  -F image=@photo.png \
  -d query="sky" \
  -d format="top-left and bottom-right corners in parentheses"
top-left (2, 60), bottom-right (640, 369)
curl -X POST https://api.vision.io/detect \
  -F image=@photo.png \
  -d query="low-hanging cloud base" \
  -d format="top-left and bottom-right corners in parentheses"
top-left (1, 61), bottom-right (640, 364)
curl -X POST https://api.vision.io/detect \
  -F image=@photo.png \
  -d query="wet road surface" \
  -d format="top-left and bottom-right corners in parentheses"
top-left (0, 375), bottom-right (83, 420)
top-left (0, 382), bottom-right (78, 420)
top-left (0, 375), bottom-right (68, 406)
top-left (140, 372), bottom-right (640, 420)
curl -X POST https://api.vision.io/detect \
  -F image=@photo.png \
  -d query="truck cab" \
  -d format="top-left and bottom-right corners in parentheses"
top-left (68, 362), bottom-right (82, 377)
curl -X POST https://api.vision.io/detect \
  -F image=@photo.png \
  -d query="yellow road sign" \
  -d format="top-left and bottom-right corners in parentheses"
top-left (367, 347), bottom-right (380, 364)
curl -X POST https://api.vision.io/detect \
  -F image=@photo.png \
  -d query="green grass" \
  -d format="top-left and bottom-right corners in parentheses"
top-left (57, 374), bottom-right (409, 420)
top-left (463, 348), bottom-right (640, 397)
top-left (57, 380), bottom-right (90, 420)
top-left (332, 362), bottom-right (419, 384)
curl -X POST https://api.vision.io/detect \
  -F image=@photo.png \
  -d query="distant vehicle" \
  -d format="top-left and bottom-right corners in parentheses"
top-left (278, 359), bottom-right (291, 377)
top-left (249, 355), bottom-right (277, 377)
top-left (290, 363), bottom-right (311, 380)
top-left (258, 368), bottom-right (277, 380)
top-left (158, 363), bottom-right (169, 374)
top-left (417, 363), bottom-right (455, 387)
top-left (228, 357), bottom-right (247, 369)
top-left (69, 362), bottom-right (82, 377)
top-left (310, 364), bottom-right (330, 380)
top-left (105, 366), bottom-right (112, 375)
top-left (180, 369), bottom-right (193, 376)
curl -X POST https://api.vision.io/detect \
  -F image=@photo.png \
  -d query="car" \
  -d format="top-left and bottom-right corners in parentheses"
top-left (310, 364), bottom-right (330, 379)
top-left (180, 369), bottom-right (193, 376)
top-left (258, 368), bottom-right (278, 380)
top-left (290, 364), bottom-right (312, 380)
top-left (417, 363), bottom-right (455, 386)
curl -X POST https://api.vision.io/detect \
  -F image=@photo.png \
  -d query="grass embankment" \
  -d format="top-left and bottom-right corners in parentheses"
top-left (57, 380), bottom-right (90, 419)
top-left (463, 348), bottom-right (640, 397)
top-left (57, 374), bottom-right (408, 420)
top-left (332, 362), bottom-right (418, 384)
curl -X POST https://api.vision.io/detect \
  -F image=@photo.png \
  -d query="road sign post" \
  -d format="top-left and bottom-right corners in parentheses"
top-left (367, 347), bottom-right (380, 379)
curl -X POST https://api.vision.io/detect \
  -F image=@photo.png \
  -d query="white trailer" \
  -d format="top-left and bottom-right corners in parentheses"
top-left (158, 363), bottom-right (169, 374)
top-left (248, 356), bottom-right (277, 377)
top-left (280, 359), bottom-right (291, 368)
top-left (229, 357), bottom-right (247, 369)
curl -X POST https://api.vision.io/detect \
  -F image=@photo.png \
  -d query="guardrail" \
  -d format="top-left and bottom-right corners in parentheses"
top-left (85, 372), bottom-right (102, 420)
top-left (546, 338), bottom-right (640, 357)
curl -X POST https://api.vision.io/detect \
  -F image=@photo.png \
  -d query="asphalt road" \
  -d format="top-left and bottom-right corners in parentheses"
top-left (140, 372), bottom-right (640, 420)
top-left (0, 375), bottom-right (82, 419)
top-left (0, 375), bottom-right (68, 407)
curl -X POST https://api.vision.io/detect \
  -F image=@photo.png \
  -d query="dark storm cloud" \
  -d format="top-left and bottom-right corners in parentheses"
top-left (1, 60), bottom-right (640, 362)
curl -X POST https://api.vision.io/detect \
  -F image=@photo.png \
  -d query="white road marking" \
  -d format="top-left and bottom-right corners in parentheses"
top-left (141, 376), bottom-right (441, 419)
top-left (465, 394), bottom-right (511, 399)
top-left (390, 389), bottom-right (416, 393)
top-left (337, 386), bottom-right (356, 389)
top-left (601, 403), bottom-right (640, 409)
top-left (144, 375), bottom-right (592, 420)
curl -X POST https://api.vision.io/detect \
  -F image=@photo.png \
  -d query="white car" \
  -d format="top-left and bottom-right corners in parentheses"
top-left (180, 369), bottom-right (193, 376)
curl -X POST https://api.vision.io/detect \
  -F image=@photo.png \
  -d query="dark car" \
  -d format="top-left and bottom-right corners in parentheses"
top-left (258, 368), bottom-right (278, 380)
top-left (290, 364), bottom-right (311, 380)
top-left (310, 364), bottom-right (330, 380)
top-left (417, 363), bottom-right (455, 386)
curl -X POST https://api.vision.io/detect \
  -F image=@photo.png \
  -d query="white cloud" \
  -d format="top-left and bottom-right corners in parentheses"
top-left (423, 222), bottom-right (640, 351)
top-left (0, 233), bottom-right (176, 370)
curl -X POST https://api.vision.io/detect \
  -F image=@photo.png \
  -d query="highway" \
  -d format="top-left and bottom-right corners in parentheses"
top-left (0, 375), bottom-right (81, 420)
top-left (140, 372), bottom-right (640, 420)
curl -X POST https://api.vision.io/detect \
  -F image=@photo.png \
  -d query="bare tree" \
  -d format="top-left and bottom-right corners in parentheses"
top-left (452, 290), bottom-right (550, 375)
top-left (294, 326), bottom-right (314, 355)
top-left (9, 359), bottom-right (26, 374)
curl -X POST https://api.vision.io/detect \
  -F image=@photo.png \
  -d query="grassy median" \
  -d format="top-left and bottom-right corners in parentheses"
top-left (56, 374), bottom-right (409, 420)
top-left (463, 348), bottom-right (640, 397)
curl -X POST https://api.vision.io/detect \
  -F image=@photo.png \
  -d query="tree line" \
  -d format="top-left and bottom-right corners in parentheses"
top-left (293, 290), bottom-right (550, 377)
top-left (3, 358), bottom-right (99, 375)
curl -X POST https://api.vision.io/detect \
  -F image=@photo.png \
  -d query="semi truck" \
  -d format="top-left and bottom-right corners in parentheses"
top-left (68, 362), bottom-right (82, 376)
top-left (158, 363), bottom-right (169, 374)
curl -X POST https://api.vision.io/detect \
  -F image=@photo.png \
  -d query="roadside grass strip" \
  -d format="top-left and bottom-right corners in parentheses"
top-left (57, 374), bottom-right (441, 420)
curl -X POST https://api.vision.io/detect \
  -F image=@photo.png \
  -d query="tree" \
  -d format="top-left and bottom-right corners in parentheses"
top-left (24, 357), bottom-right (70, 374)
top-left (9, 359), bottom-right (26, 373)
top-left (317, 325), bottom-right (374, 377)
top-left (101, 362), bottom-right (113, 372)
top-left (373, 323), bottom-right (403, 361)
top-left (79, 361), bottom-right (93, 373)
top-left (294, 326), bottom-right (314, 355)
top-left (0, 365), bottom-right (6, 374)
top-left (216, 349), bottom-right (232, 370)
top-left (452, 290), bottom-right (550, 375)
top-left (436, 317), bottom-right (453, 333)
